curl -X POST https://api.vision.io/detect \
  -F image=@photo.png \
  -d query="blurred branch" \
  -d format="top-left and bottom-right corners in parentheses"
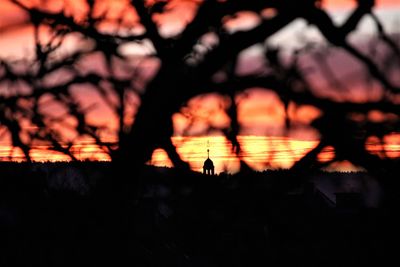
top-left (130, 0), bottom-right (165, 56)
top-left (302, 4), bottom-right (400, 94)
top-left (370, 12), bottom-right (400, 60)
top-left (1, 0), bottom-right (398, 175)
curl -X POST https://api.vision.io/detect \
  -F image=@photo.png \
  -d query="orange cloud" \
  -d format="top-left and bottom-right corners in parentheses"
top-left (150, 136), bottom-right (326, 173)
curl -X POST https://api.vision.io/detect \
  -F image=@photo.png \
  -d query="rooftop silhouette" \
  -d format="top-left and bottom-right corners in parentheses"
top-left (203, 149), bottom-right (215, 175)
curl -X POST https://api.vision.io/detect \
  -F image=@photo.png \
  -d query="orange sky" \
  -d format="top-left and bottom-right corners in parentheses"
top-left (0, 0), bottom-right (399, 172)
top-left (2, 133), bottom-right (399, 172)
top-left (1, 0), bottom-right (399, 32)
top-left (1, 0), bottom-right (399, 57)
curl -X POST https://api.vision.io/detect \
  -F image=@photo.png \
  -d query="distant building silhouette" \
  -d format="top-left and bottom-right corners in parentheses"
top-left (203, 149), bottom-right (214, 175)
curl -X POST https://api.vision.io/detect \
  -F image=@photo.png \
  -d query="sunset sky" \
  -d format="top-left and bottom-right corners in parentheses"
top-left (0, 0), bottom-right (399, 173)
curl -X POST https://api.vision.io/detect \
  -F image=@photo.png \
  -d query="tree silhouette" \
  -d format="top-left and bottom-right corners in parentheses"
top-left (0, 0), bottom-right (399, 194)
top-left (1, 1), bottom-right (400, 266)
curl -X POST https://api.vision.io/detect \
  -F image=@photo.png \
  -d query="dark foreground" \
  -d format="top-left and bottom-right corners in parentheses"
top-left (0, 162), bottom-right (398, 267)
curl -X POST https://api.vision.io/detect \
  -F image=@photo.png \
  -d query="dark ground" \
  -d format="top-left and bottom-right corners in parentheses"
top-left (0, 162), bottom-right (397, 267)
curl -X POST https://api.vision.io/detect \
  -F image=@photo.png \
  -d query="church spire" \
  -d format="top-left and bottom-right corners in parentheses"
top-left (207, 140), bottom-right (210, 158)
top-left (203, 141), bottom-right (215, 175)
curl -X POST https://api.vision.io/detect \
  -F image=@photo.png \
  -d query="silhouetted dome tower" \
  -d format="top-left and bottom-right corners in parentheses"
top-left (203, 149), bottom-right (215, 175)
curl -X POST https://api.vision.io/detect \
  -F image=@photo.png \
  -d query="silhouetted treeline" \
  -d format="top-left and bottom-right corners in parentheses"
top-left (0, 162), bottom-right (396, 266)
